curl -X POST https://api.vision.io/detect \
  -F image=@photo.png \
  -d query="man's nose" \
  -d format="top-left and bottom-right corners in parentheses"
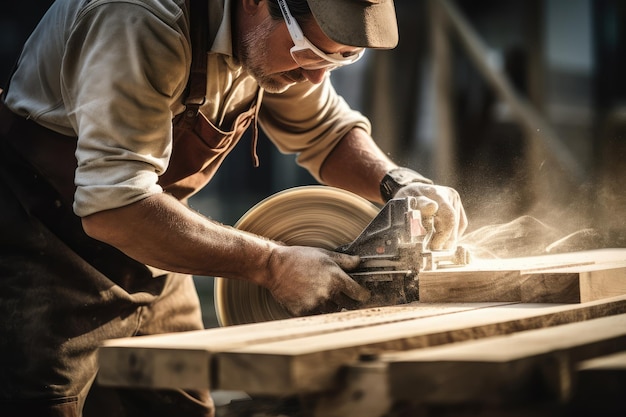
top-left (302, 68), bottom-right (327, 84)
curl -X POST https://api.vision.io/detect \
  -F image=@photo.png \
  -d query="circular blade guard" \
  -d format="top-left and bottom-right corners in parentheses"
top-left (214, 186), bottom-right (378, 326)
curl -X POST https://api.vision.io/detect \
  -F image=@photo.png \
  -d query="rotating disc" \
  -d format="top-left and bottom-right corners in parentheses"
top-left (214, 186), bottom-right (379, 326)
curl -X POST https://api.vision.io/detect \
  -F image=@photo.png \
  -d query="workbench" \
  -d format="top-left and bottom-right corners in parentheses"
top-left (98, 249), bottom-right (626, 416)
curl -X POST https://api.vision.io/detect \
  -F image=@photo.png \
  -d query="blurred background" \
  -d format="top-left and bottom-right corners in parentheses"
top-left (3, 0), bottom-right (625, 327)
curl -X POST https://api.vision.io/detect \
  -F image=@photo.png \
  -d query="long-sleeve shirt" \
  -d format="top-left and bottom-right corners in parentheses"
top-left (4, 0), bottom-right (371, 217)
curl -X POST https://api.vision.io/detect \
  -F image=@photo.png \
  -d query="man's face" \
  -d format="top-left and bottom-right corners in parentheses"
top-left (238, 3), bottom-right (361, 93)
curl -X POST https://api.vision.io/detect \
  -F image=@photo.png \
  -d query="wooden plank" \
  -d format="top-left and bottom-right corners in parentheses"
top-left (97, 302), bottom-right (504, 389)
top-left (385, 314), bottom-right (626, 406)
top-left (419, 249), bottom-right (626, 303)
top-left (214, 295), bottom-right (626, 395)
top-left (311, 361), bottom-right (389, 417)
top-left (520, 261), bottom-right (626, 303)
top-left (571, 351), bottom-right (626, 415)
top-left (98, 251), bottom-right (626, 394)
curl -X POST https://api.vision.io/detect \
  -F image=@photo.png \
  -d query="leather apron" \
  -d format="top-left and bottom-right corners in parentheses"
top-left (0, 0), bottom-right (254, 415)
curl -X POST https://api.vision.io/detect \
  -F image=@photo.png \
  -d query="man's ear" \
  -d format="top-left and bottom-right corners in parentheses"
top-left (241, 0), bottom-right (263, 16)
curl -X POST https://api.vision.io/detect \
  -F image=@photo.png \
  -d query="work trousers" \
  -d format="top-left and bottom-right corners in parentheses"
top-left (0, 112), bottom-right (213, 416)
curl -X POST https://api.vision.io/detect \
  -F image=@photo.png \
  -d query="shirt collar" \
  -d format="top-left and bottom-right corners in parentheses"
top-left (210, 0), bottom-right (234, 57)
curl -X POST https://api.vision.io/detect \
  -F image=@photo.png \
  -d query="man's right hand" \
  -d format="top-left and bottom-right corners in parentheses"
top-left (263, 245), bottom-right (371, 316)
top-left (82, 193), bottom-right (369, 316)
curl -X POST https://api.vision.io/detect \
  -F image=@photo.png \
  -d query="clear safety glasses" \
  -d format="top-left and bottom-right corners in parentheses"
top-left (276, 0), bottom-right (364, 70)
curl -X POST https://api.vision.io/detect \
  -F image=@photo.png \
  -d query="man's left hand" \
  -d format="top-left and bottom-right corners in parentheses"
top-left (395, 183), bottom-right (467, 250)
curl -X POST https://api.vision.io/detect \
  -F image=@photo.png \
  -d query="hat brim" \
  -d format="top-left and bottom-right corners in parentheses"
top-left (307, 0), bottom-right (399, 49)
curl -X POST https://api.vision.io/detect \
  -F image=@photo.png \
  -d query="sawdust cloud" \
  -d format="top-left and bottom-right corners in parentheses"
top-left (457, 176), bottom-right (614, 260)
top-left (460, 216), bottom-right (604, 259)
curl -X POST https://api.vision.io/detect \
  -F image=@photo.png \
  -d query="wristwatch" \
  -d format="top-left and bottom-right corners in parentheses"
top-left (380, 168), bottom-right (433, 202)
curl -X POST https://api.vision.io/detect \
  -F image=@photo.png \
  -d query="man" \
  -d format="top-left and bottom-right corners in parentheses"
top-left (0, 0), bottom-right (467, 416)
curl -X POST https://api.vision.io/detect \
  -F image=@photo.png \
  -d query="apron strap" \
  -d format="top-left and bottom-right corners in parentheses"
top-left (180, 0), bottom-right (210, 128)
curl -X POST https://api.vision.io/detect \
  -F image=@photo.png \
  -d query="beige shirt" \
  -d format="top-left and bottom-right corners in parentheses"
top-left (5, 0), bottom-right (371, 217)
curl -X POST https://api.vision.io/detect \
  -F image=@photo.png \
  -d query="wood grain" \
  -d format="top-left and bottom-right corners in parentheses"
top-left (385, 314), bottom-right (626, 405)
top-left (214, 295), bottom-right (626, 395)
top-left (98, 250), bottom-right (626, 396)
top-left (97, 302), bottom-right (502, 389)
top-left (419, 249), bottom-right (626, 303)
top-left (520, 261), bottom-right (626, 303)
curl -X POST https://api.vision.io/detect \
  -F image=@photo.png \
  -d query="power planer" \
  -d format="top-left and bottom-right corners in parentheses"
top-left (336, 196), bottom-right (470, 308)
top-left (214, 186), bottom-right (469, 326)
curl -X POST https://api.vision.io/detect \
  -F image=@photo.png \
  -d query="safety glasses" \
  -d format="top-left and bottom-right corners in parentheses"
top-left (276, 0), bottom-right (364, 70)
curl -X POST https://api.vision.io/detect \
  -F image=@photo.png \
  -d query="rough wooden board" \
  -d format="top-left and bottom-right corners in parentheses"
top-left (520, 261), bottom-right (626, 303)
top-left (97, 302), bottom-right (504, 389)
top-left (214, 295), bottom-right (626, 395)
top-left (311, 361), bottom-right (390, 417)
top-left (98, 250), bottom-right (626, 393)
top-left (98, 347), bottom-right (212, 390)
top-left (579, 264), bottom-right (626, 302)
top-left (571, 350), bottom-right (626, 414)
top-left (419, 249), bottom-right (626, 303)
top-left (385, 314), bottom-right (626, 405)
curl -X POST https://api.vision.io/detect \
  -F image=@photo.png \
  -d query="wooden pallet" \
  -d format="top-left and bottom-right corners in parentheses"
top-left (97, 249), bottom-right (626, 416)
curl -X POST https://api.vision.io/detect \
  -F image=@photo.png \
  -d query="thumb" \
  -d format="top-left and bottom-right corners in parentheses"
top-left (338, 274), bottom-right (371, 303)
top-left (326, 251), bottom-right (370, 303)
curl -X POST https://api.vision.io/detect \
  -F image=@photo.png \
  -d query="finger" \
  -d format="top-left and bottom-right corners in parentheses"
top-left (337, 274), bottom-right (371, 303)
top-left (394, 184), bottom-right (439, 218)
top-left (397, 184), bottom-right (467, 249)
top-left (326, 251), bottom-right (361, 271)
top-left (411, 195), bottom-right (439, 217)
top-left (430, 205), bottom-right (455, 250)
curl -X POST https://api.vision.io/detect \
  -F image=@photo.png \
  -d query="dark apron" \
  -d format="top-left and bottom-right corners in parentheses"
top-left (161, 92), bottom-right (262, 200)
top-left (0, 46), bottom-right (260, 416)
top-left (0, 88), bottom-right (261, 285)
top-left (0, 0), bottom-right (255, 415)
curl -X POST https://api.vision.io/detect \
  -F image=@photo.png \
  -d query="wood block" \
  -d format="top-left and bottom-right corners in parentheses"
top-left (214, 295), bottom-right (626, 395)
top-left (97, 302), bottom-right (500, 390)
top-left (385, 314), bottom-right (626, 406)
top-left (520, 261), bottom-right (626, 303)
top-left (419, 249), bottom-right (626, 303)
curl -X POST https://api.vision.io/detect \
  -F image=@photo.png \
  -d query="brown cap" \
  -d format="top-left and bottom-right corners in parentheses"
top-left (307, 0), bottom-right (398, 49)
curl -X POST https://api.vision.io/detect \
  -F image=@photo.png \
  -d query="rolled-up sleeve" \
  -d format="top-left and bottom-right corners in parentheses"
top-left (62, 2), bottom-right (190, 217)
top-left (259, 75), bottom-right (371, 182)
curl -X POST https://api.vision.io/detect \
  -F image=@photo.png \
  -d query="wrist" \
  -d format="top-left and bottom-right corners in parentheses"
top-left (379, 167), bottom-right (433, 202)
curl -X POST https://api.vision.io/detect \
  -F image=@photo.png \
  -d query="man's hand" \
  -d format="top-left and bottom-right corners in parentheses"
top-left (264, 244), bottom-right (371, 316)
top-left (395, 183), bottom-right (467, 250)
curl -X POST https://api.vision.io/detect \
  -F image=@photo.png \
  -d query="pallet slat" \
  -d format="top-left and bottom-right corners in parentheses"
top-left (214, 295), bottom-right (626, 395)
top-left (97, 302), bottom-right (504, 389)
top-left (385, 313), bottom-right (626, 405)
top-left (96, 249), bottom-right (626, 409)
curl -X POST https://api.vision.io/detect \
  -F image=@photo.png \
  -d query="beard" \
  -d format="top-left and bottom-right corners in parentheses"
top-left (239, 16), bottom-right (305, 93)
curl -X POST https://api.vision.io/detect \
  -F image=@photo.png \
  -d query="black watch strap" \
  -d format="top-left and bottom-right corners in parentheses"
top-left (380, 168), bottom-right (433, 202)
